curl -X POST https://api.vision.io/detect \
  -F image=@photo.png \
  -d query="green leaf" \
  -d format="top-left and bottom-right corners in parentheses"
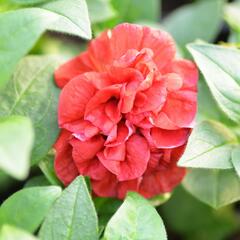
top-left (39, 176), bottom-right (98, 240)
top-left (232, 146), bottom-right (240, 178)
top-left (39, 153), bottom-right (62, 186)
top-left (187, 43), bottom-right (240, 123)
top-left (0, 225), bottom-right (38, 240)
top-left (103, 192), bottom-right (167, 240)
top-left (162, 0), bottom-right (223, 47)
top-left (197, 76), bottom-right (235, 125)
top-left (87, 0), bottom-right (116, 23)
top-left (0, 186), bottom-right (62, 232)
top-left (9, 0), bottom-right (52, 5)
top-left (0, 0), bottom-right (91, 88)
top-left (0, 56), bottom-right (61, 165)
top-left (224, 1), bottom-right (240, 33)
top-left (0, 116), bottom-right (34, 180)
top-left (178, 120), bottom-right (237, 169)
top-left (111, 0), bottom-right (160, 23)
top-left (183, 168), bottom-right (240, 208)
top-left (40, 0), bottom-right (91, 37)
top-left (24, 175), bottom-right (50, 188)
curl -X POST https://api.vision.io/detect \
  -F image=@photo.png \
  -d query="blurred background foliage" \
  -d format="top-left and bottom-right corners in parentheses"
top-left (0, 0), bottom-right (240, 239)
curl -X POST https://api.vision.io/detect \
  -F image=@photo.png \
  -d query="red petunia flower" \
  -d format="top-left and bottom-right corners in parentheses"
top-left (54, 23), bottom-right (198, 199)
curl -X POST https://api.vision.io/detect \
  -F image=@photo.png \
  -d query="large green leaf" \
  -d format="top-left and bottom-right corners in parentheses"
top-left (39, 176), bottom-right (98, 240)
top-left (0, 56), bottom-right (61, 165)
top-left (0, 116), bottom-right (34, 179)
top-left (232, 146), bottom-right (240, 178)
top-left (188, 43), bottom-right (240, 123)
top-left (178, 120), bottom-right (237, 169)
top-left (87, 0), bottom-right (116, 23)
top-left (0, 225), bottom-right (38, 240)
top-left (183, 168), bottom-right (240, 208)
top-left (162, 0), bottom-right (223, 47)
top-left (112, 0), bottom-right (160, 22)
top-left (0, 186), bottom-right (62, 232)
top-left (103, 192), bottom-right (167, 240)
top-left (0, 0), bottom-right (91, 88)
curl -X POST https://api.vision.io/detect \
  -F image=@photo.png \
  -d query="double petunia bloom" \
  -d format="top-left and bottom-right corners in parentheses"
top-left (54, 23), bottom-right (198, 199)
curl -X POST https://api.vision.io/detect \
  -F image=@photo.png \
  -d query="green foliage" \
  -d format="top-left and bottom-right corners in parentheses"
top-left (0, 225), bottom-right (39, 240)
top-left (39, 153), bottom-right (62, 186)
top-left (231, 146), bottom-right (240, 178)
top-left (161, 187), bottom-right (239, 240)
top-left (39, 176), bottom-right (98, 240)
top-left (162, 0), bottom-right (223, 48)
top-left (0, 0), bottom-right (91, 88)
top-left (87, 0), bottom-right (116, 23)
top-left (0, 56), bottom-right (61, 165)
top-left (24, 175), bottom-right (51, 188)
top-left (103, 192), bottom-right (167, 240)
top-left (225, 0), bottom-right (240, 34)
top-left (0, 186), bottom-right (62, 232)
top-left (188, 43), bottom-right (240, 123)
top-left (0, 116), bottom-right (34, 179)
top-left (112, 0), bottom-right (160, 22)
top-left (178, 120), bottom-right (237, 169)
top-left (183, 168), bottom-right (240, 208)
top-left (9, 0), bottom-right (52, 5)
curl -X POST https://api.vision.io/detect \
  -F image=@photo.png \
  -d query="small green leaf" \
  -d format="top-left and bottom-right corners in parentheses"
top-left (183, 168), bottom-right (240, 208)
top-left (0, 0), bottom-right (91, 88)
top-left (0, 56), bottom-right (61, 165)
top-left (39, 153), bottom-right (62, 186)
top-left (0, 225), bottom-right (38, 240)
top-left (103, 192), bottom-right (167, 240)
top-left (0, 116), bottom-right (34, 179)
top-left (24, 175), bottom-right (50, 188)
top-left (0, 186), bottom-right (62, 232)
top-left (87, 0), bottom-right (116, 23)
top-left (39, 176), bottom-right (98, 240)
top-left (232, 146), bottom-right (240, 178)
top-left (178, 120), bottom-right (237, 169)
top-left (187, 43), bottom-right (240, 123)
top-left (162, 0), bottom-right (223, 47)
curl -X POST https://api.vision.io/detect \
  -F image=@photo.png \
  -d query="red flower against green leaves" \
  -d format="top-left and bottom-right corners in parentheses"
top-left (54, 23), bottom-right (198, 199)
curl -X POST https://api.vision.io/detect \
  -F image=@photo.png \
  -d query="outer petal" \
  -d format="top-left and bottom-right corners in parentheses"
top-left (55, 52), bottom-right (93, 88)
top-left (98, 134), bottom-right (150, 181)
top-left (91, 172), bottom-right (118, 198)
top-left (141, 26), bottom-right (176, 70)
top-left (150, 127), bottom-right (190, 148)
top-left (110, 23), bottom-right (143, 60)
top-left (163, 59), bottom-right (198, 91)
top-left (58, 75), bottom-right (97, 126)
top-left (54, 130), bottom-right (78, 185)
top-left (156, 90), bottom-right (197, 129)
top-left (139, 165), bottom-right (186, 198)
